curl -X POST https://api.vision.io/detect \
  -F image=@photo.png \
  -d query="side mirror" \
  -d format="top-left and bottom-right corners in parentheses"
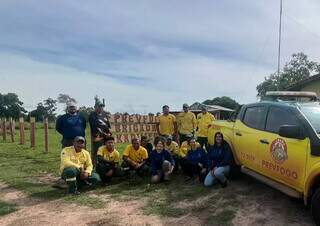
top-left (279, 125), bottom-right (305, 140)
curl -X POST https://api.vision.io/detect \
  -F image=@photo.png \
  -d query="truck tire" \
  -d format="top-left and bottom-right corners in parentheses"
top-left (311, 188), bottom-right (320, 225)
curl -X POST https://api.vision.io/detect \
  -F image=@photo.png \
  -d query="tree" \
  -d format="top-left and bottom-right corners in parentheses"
top-left (0, 93), bottom-right (26, 119)
top-left (257, 52), bottom-right (320, 97)
top-left (202, 96), bottom-right (240, 110)
top-left (57, 94), bottom-right (76, 104)
top-left (78, 106), bottom-right (94, 121)
top-left (30, 98), bottom-right (57, 122)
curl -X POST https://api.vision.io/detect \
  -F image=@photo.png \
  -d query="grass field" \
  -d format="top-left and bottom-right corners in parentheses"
top-left (0, 125), bottom-right (242, 225)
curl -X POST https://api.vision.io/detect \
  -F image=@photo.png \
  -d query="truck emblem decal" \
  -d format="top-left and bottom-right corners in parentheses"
top-left (270, 138), bottom-right (288, 164)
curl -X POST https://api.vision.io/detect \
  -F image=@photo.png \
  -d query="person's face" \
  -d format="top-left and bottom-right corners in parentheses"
top-left (74, 140), bottom-right (85, 151)
top-left (190, 139), bottom-right (197, 150)
top-left (156, 141), bottom-right (164, 152)
top-left (132, 139), bottom-right (140, 150)
top-left (105, 140), bottom-right (115, 151)
top-left (96, 106), bottom-right (103, 114)
top-left (183, 106), bottom-right (188, 113)
top-left (166, 139), bottom-right (172, 145)
top-left (68, 106), bottom-right (77, 114)
top-left (141, 139), bottom-right (147, 147)
top-left (202, 109), bottom-right (207, 114)
top-left (163, 106), bottom-right (169, 114)
top-left (215, 134), bottom-right (223, 145)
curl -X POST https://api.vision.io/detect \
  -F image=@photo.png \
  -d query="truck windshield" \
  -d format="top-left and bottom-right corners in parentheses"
top-left (301, 106), bottom-right (320, 133)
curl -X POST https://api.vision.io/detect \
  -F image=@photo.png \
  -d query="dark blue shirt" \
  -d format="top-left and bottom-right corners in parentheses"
top-left (56, 113), bottom-right (86, 140)
top-left (150, 149), bottom-right (175, 175)
top-left (186, 148), bottom-right (208, 168)
top-left (207, 142), bottom-right (232, 169)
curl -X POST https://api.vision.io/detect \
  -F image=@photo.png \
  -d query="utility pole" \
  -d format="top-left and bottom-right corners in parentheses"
top-left (277, 0), bottom-right (283, 76)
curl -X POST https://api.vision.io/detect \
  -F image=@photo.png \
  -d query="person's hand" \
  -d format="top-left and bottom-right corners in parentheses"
top-left (134, 162), bottom-right (141, 169)
top-left (211, 167), bottom-right (217, 175)
top-left (169, 165), bottom-right (174, 173)
top-left (80, 171), bottom-right (89, 180)
top-left (198, 163), bottom-right (203, 168)
top-left (208, 124), bottom-right (212, 128)
top-left (201, 168), bottom-right (207, 174)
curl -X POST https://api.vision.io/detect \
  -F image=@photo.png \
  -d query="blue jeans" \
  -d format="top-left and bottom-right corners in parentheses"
top-left (204, 166), bottom-right (230, 187)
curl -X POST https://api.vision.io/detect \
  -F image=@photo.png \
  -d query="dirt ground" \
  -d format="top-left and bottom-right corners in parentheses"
top-left (0, 176), bottom-right (315, 226)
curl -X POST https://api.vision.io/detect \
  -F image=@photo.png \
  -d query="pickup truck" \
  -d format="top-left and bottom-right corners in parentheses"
top-left (208, 97), bottom-right (320, 224)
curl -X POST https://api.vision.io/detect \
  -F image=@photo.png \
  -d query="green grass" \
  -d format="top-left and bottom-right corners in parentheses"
top-left (0, 126), bottom-right (239, 225)
top-left (0, 201), bottom-right (17, 216)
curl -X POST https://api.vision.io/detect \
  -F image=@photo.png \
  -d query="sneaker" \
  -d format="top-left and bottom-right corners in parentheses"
top-left (221, 180), bottom-right (228, 188)
top-left (68, 190), bottom-right (81, 195)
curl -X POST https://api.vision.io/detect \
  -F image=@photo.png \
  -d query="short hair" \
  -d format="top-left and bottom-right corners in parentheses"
top-left (162, 105), bottom-right (169, 109)
top-left (104, 136), bottom-right (115, 143)
top-left (154, 136), bottom-right (166, 146)
top-left (141, 135), bottom-right (148, 141)
top-left (131, 137), bottom-right (140, 143)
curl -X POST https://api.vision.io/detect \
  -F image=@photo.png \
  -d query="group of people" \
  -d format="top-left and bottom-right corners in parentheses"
top-left (56, 100), bottom-right (234, 195)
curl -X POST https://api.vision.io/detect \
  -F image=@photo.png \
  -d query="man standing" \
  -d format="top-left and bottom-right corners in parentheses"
top-left (89, 100), bottom-right (111, 166)
top-left (60, 136), bottom-right (101, 195)
top-left (56, 102), bottom-right (86, 148)
top-left (177, 103), bottom-right (196, 144)
top-left (157, 105), bottom-right (177, 140)
top-left (122, 138), bottom-right (149, 176)
top-left (196, 106), bottom-right (215, 149)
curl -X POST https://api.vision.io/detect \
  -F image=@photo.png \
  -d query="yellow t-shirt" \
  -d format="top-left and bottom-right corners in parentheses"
top-left (97, 145), bottom-right (120, 163)
top-left (165, 141), bottom-right (179, 156)
top-left (123, 144), bottom-right (148, 163)
top-left (197, 112), bottom-right (215, 137)
top-left (158, 114), bottom-right (176, 136)
top-left (179, 141), bottom-right (201, 158)
top-left (60, 146), bottom-right (93, 175)
top-left (177, 111), bottom-right (197, 135)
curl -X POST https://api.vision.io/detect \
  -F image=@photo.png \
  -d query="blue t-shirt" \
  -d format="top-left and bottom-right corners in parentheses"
top-left (56, 113), bottom-right (86, 140)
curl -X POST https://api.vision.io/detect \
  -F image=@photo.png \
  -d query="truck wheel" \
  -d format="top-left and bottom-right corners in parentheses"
top-left (311, 188), bottom-right (320, 225)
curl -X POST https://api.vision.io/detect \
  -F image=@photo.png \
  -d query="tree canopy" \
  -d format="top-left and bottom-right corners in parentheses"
top-left (256, 52), bottom-right (320, 97)
top-left (202, 96), bottom-right (240, 110)
top-left (0, 93), bottom-right (27, 119)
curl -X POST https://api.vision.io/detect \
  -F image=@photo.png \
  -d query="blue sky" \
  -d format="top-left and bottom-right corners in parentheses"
top-left (1, 0), bottom-right (320, 113)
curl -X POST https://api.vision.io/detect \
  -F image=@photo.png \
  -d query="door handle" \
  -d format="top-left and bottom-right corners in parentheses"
top-left (235, 132), bottom-right (242, 136)
top-left (260, 139), bottom-right (269, 144)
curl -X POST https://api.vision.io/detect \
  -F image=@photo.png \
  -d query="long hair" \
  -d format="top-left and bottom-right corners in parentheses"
top-left (213, 132), bottom-right (225, 147)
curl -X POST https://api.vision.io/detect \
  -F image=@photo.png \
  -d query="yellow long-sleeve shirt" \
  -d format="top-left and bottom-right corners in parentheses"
top-left (179, 141), bottom-right (201, 158)
top-left (165, 141), bottom-right (180, 156)
top-left (60, 146), bottom-right (93, 175)
top-left (177, 111), bottom-right (196, 135)
top-left (197, 112), bottom-right (215, 138)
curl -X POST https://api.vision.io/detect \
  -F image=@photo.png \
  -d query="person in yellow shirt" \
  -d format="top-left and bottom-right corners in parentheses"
top-left (122, 137), bottom-right (149, 176)
top-left (165, 135), bottom-right (180, 171)
top-left (60, 136), bottom-right (101, 195)
top-left (197, 106), bottom-right (215, 149)
top-left (157, 105), bottom-right (177, 139)
top-left (179, 134), bottom-right (201, 158)
top-left (177, 103), bottom-right (197, 144)
top-left (96, 136), bottom-right (121, 185)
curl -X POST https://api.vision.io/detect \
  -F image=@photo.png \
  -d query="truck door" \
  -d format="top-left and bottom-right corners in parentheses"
top-left (259, 106), bottom-right (308, 190)
top-left (234, 105), bottom-right (266, 171)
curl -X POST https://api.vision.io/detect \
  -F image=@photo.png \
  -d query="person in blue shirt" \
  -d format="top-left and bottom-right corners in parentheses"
top-left (180, 137), bottom-right (208, 182)
top-left (150, 137), bottom-right (175, 183)
top-left (56, 102), bottom-right (87, 148)
top-left (204, 132), bottom-right (233, 188)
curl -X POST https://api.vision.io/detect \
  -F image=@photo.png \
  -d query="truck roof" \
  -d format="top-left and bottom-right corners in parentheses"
top-left (250, 100), bottom-right (320, 109)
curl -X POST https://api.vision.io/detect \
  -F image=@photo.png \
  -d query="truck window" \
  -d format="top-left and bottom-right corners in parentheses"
top-left (265, 107), bottom-right (299, 134)
top-left (243, 106), bottom-right (266, 130)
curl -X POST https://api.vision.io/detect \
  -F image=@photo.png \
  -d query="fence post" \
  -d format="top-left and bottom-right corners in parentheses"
top-left (30, 117), bottom-right (36, 148)
top-left (19, 117), bottom-right (25, 145)
top-left (2, 118), bottom-right (6, 141)
top-left (9, 117), bottom-right (14, 142)
top-left (44, 118), bottom-right (49, 153)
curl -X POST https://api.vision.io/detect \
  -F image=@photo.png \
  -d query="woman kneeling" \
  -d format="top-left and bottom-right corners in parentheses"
top-left (150, 138), bottom-right (175, 183)
top-left (204, 132), bottom-right (232, 188)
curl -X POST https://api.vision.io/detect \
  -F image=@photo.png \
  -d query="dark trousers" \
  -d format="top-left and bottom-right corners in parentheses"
top-left (96, 161), bottom-right (123, 183)
top-left (121, 161), bottom-right (150, 176)
top-left (91, 140), bottom-right (104, 167)
top-left (61, 138), bottom-right (74, 148)
top-left (61, 167), bottom-right (101, 193)
top-left (179, 133), bottom-right (188, 145)
top-left (180, 159), bottom-right (207, 182)
top-left (197, 137), bottom-right (208, 150)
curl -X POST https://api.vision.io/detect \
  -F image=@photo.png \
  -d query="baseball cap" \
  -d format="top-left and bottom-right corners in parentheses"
top-left (166, 135), bottom-right (173, 140)
top-left (74, 136), bottom-right (85, 143)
